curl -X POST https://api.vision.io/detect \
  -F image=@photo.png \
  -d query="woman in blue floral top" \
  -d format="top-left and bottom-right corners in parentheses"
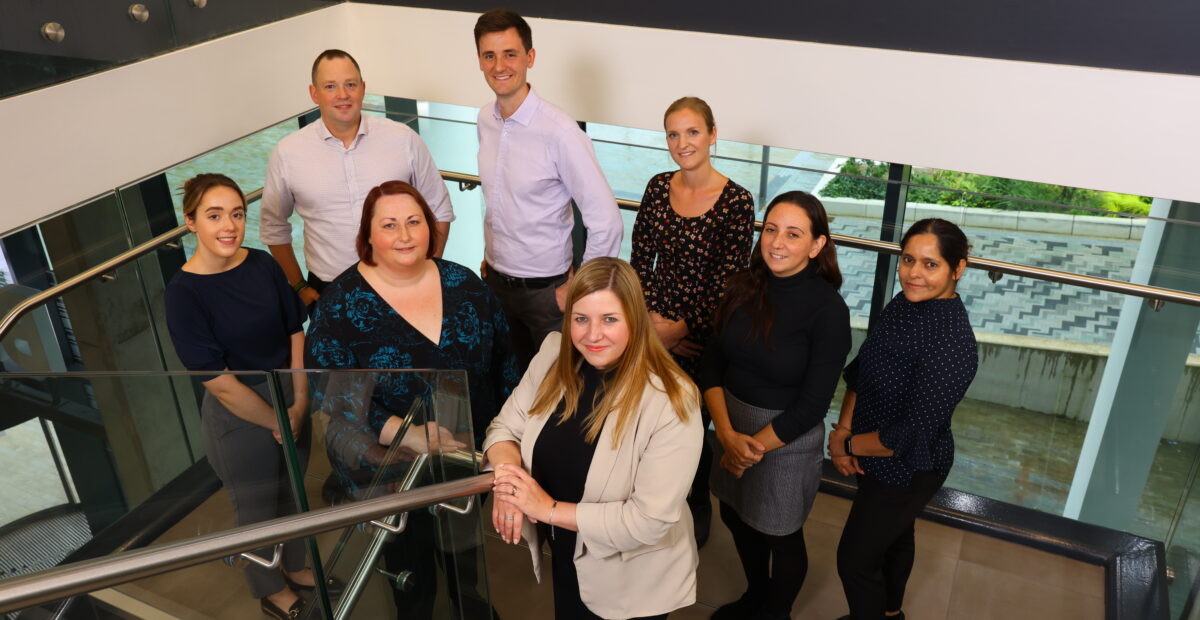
top-left (305, 180), bottom-right (518, 619)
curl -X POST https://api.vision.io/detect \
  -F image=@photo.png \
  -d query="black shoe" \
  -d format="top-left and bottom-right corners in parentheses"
top-left (691, 499), bottom-right (712, 550)
top-left (712, 591), bottom-right (762, 620)
top-left (261, 597), bottom-right (304, 620)
top-left (284, 573), bottom-right (344, 599)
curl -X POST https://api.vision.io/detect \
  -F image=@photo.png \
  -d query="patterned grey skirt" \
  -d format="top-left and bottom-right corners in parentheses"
top-left (709, 389), bottom-right (825, 536)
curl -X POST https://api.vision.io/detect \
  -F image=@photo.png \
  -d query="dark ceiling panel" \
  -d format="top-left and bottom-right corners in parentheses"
top-left (354, 0), bottom-right (1199, 77)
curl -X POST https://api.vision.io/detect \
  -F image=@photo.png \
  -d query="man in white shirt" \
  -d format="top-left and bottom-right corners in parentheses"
top-left (474, 10), bottom-right (623, 369)
top-left (261, 49), bottom-right (454, 310)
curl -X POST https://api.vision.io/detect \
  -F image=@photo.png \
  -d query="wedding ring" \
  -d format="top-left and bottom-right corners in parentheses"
top-left (505, 515), bottom-right (514, 520)
top-left (511, 487), bottom-right (517, 496)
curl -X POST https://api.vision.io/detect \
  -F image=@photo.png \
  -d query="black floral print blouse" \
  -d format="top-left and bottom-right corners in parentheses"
top-left (631, 171), bottom-right (756, 377)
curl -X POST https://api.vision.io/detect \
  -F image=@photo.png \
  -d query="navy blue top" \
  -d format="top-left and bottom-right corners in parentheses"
top-left (165, 248), bottom-right (305, 378)
top-left (305, 259), bottom-right (520, 489)
top-left (844, 292), bottom-right (978, 486)
top-left (698, 261), bottom-right (852, 443)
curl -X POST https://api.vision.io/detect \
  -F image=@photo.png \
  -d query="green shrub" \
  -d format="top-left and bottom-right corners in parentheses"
top-left (820, 159), bottom-right (1149, 216)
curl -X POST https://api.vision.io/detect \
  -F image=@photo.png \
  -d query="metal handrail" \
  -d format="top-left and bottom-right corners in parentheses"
top-left (0, 465), bottom-right (492, 613)
top-left (442, 170), bottom-right (1200, 309)
top-left (0, 189), bottom-right (263, 341)
top-left (3, 173), bottom-right (1198, 346)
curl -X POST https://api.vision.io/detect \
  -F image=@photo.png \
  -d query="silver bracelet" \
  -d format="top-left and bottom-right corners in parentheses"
top-left (547, 500), bottom-right (558, 541)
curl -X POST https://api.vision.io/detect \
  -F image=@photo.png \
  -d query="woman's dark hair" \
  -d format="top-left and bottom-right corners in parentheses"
top-left (714, 191), bottom-right (841, 340)
top-left (356, 181), bottom-right (441, 265)
top-left (181, 173), bottom-right (245, 221)
top-left (900, 218), bottom-right (971, 270)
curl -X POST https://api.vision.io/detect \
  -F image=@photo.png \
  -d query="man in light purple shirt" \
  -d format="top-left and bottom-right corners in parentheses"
top-left (474, 10), bottom-right (623, 369)
top-left (261, 49), bottom-right (453, 311)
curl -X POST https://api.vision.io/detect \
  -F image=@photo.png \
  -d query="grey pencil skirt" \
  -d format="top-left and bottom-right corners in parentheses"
top-left (709, 389), bottom-right (824, 536)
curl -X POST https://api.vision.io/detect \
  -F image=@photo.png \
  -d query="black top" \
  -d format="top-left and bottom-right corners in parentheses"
top-left (698, 262), bottom-right (851, 443)
top-left (165, 248), bottom-right (305, 378)
top-left (305, 259), bottom-right (520, 491)
top-left (532, 362), bottom-right (604, 558)
top-left (844, 292), bottom-right (978, 486)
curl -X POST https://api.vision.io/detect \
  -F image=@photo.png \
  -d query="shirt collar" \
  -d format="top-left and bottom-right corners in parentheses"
top-left (492, 85), bottom-right (540, 126)
top-left (315, 114), bottom-right (369, 144)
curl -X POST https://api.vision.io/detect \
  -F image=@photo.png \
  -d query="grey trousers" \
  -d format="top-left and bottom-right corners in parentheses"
top-left (202, 376), bottom-right (311, 599)
top-left (484, 269), bottom-right (567, 372)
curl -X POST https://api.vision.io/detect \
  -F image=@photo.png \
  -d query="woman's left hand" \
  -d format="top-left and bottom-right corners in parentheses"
top-left (493, 463), bottom-right (554, 523)
top-left (720, 451), bottom-right (751, 478)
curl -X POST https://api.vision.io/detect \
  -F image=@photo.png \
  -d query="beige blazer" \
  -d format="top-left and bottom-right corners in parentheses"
top-left (483, 333), bottom-right (703, 619)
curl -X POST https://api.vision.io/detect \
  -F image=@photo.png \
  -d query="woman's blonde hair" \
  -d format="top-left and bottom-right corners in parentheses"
top-left (529, 257), bottom-right (696, 447)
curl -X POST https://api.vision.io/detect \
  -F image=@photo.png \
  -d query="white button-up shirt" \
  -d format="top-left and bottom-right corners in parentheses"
top-left (477, 88), bottom-right (622, 278)
top-left (260, 114), bottom-right (454, 282)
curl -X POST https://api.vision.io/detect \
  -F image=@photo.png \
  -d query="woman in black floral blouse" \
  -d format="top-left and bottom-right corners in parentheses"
top-left (631, 96), bottom-right (756, 546)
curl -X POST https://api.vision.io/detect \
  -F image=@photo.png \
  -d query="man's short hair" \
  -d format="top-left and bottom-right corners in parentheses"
top-left (474, 9), bottom-right (532, 52)
top-left (311, 49), bottom-right (362, 85)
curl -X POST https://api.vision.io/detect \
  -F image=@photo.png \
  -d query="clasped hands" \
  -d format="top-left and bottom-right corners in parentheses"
top-left (272, 398), bottom-right (309, 445)
top-left (717, 429), bottom-right (765, 479)
top-left (650, 312), bottom-right (703, 358)
top-left (827, 424), bottom-right (864, 476)
top-left (490, 463), bottom-right (554, 545)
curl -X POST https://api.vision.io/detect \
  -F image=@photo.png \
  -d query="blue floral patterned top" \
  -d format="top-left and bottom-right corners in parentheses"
top-left (305, 259), bottom-right (520, 491)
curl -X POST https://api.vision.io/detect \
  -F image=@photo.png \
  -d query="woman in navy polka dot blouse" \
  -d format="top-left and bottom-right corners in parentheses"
top-left (829, 218), bottom-right (978, 620)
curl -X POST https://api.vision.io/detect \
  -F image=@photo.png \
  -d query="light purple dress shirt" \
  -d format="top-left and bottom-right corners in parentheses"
top-left (260, 114), bottom-right (454, 282)
top-left (476, 88), bottom-right (623, 278)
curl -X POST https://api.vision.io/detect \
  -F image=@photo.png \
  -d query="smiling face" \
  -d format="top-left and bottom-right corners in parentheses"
top-left (569, 289), bottom-right (631, 370)
top-left (899, 232), bottom-right (965, 302)
top-left (185, 185), bottom-right (245, 261)
top-left (477, 27), bottom-right (535, 103)
top-left (664, 108), bottom-right (716, 171)
top-left (760, 202), bottom-right (827, 278)
top-left (309, 56), bottom-right (365, 133)
top-left (368, 194), bottom-right (430, 273)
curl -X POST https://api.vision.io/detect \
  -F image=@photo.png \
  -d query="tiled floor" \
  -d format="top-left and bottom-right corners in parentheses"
top-left (486, 493), bottom-right (1105, 620)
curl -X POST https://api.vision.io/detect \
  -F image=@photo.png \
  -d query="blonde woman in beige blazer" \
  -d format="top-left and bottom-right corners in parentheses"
top-left (483, 257), bottom-right (703, 620)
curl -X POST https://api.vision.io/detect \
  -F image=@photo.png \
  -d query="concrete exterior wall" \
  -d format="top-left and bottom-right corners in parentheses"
top-left (851, 326), bottom-right (1200, 443)
top-left (822, 197), bottom-right (1147, 240)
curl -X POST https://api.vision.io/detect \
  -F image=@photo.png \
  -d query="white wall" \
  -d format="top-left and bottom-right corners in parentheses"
top-left (0, 5), bottom-right (352, 236)
top-left (352, 5), bottom-right (1200, 204)
top-left (5, 3), bottom-right (1200, 235)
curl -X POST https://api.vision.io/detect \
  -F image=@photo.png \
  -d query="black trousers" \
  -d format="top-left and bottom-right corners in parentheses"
top-left (484, 268), bottom-right (567, 372)
top-left (544, 531), bottom-right (668, 620)
top-left (719, 502), bottom-right (809, 617)
top-left (836, 470), bottom-right (946, 619)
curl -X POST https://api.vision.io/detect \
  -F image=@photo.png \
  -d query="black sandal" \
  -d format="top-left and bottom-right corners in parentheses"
top-left (284, 573), bottom-right (344, 599)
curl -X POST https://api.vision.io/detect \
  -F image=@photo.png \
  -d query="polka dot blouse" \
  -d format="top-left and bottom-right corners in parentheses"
top-left (843, 292), bottom-right (979, 486)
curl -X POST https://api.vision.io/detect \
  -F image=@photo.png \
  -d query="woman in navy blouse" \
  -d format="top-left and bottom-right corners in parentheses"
top-left (164, 174), bottom-right (311, 620)
top-left (305, 180), bottom-right (518, 619)
top-left (830, 218), bottom-right (979, 620)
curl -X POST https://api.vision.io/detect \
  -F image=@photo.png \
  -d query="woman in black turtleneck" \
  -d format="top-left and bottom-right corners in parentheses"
top-left (699, 191), bottom-right (852, 620)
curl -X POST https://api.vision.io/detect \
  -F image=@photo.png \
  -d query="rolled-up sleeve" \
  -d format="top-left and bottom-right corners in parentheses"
top-left (408, 133), bottom-right (455, 223)
top-left (574, 390), bottom-right (702, 558)
top-left (259, 145), bottom-right (295, 246)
